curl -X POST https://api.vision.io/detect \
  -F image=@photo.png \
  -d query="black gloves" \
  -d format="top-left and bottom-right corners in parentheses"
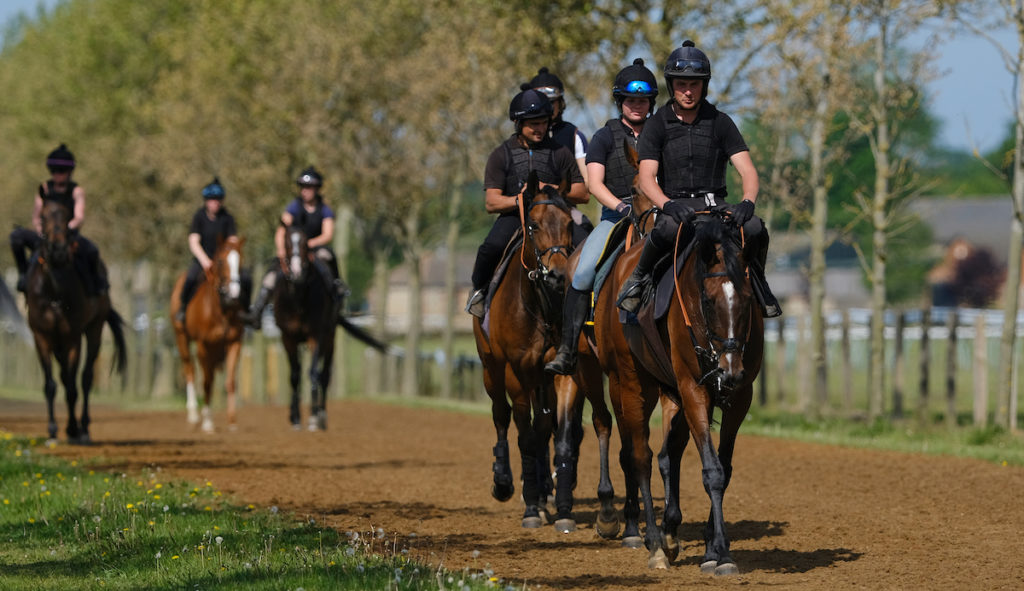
top-left (730, 199), bottom-right (755, 227)
top-left (615, 201), bottom-right (632, 217)
top-left (661, 200), bottom-right (695, 224)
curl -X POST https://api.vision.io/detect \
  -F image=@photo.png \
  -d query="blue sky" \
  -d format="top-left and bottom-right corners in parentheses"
top-left (1, 0), bottom-right (1017, 153)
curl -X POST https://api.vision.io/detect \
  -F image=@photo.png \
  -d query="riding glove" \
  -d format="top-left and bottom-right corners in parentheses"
top-left (730, 199), bottom-right (755, 227)
top-left (661, 200), bottom-right (695, 224)
top-left (615, 201), bottom-right (632, 218)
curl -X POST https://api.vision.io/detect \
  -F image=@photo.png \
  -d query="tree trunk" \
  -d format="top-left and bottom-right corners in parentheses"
top-left (808, 25), bottom-right (831, 418)
top-left (441, 169), bottom-right (465, 399)
top-left (869, 22), bottom-right (891, 421)
top-left (402, 201), bottom-right (424, 397)
top-left (332, 203), bottom-right (352, 399)
top-left (367, 248), bottom-right (391, 396)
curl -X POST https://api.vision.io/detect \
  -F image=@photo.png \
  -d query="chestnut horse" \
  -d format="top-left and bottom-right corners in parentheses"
top-left (170, 235), bottom-right (246, 433)
top-left (271, 224), bottom-right (389, 431)
top-left (473, 172), bottom-right (573, 528)
top-left (25, 200), bottom-right (126, 443)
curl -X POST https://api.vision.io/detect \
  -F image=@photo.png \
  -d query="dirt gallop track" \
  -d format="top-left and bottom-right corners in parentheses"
top-left (5, 398), bottom-right (1024, 589)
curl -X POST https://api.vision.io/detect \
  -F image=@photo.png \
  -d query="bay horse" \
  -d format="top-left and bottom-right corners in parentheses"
top-left (170, 235), bottom-right (246, 433)
top-left (473, 172), bottom-right (573, 528)
top-left (273, 223), bottom-right (389, 431)
top-left (25, 200), bottom-right (127, 443)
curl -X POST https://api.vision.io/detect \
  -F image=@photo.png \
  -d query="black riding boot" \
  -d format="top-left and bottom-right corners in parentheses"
top-left (616, 238), bottom-right (665, 314)
top-left (11, 244), bottom-right (29, 293)
top-left (545, 287), bottom-right (590, 375)
top-left (750, 240), bottom-right (782, 318)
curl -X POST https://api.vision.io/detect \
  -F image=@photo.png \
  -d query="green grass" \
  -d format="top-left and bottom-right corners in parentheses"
top-left (0, 430), bottom-right (514, 591)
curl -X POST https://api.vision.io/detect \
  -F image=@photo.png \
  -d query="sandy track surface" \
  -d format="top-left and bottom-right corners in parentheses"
top-left (4, 398), bottom-right (1024, 589)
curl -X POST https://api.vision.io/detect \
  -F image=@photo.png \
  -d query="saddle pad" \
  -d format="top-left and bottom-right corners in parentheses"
top-left (653, 238), bottom-right (698, 320)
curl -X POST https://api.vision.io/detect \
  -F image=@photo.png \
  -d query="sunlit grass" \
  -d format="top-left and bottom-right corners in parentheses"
top-left (0, 429), bottom-right (520, 590)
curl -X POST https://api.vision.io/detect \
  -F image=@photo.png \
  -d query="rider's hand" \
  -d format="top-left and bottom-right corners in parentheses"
top-left (615, 201), bottom-right (632, 217)
top-left (199, 258), bottom-right (213, 271)
top-left (729, 199), bottom-right (755, 227)
top-left (661, 200), bottom-right (695, 224)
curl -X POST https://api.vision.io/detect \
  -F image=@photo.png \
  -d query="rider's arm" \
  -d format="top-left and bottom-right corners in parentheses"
top-left (485, 187), bottom-right (519, 214)
top-left (565, 181), bottom-right (588, 204)
top-left (188, 233), bottom-right (212, 269)
top-left (585, 162), bottom-right (628, 211)
top-left (729, 150), bottom-right (759, 204)
top-left (31, 194), bottom-right (44, 234)
top-left (275, 213), bottom-right (291, 259)
top-left (574, 132), bottom-right (589, 187)
top-left (308, 217), bottom-right (334, 248)
top-left (68, 185), bottom-right (86, 231)
top-left (637, 159), bottom-right (670, 209)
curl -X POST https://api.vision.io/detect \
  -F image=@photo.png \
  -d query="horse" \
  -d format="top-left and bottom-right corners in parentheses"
top-left (473, 171), bottom-right (574, 528)
top-left (25, 200), bottom-right (127, 443)
top-left (272, 223), bottom-right (390, 431)
top-left (170, 235), bottom-right (247, 433)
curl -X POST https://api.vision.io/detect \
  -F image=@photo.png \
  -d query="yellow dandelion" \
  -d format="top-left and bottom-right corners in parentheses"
top-left (204, 506), bottom-right (211, 511)
top-left (122, 528), bottom-right (129, 533)
top-left (155, 484), bottom-right (162, 489)
top-left (3, 499), bottom-right (9, 505)
top-left (71, 460), bottom-right (77, 466)
top-left (147, 490), bottom-right (153, 495)
top-left (154, 495), bottom-right (160, 500)
top-left (198, 545), bottom-right (205, 550)
top-left (21, 481), bottom-right (28, 487)
top-left (148, 521), bottom-right (155, 526)
top-left (137, 481), bottom-right (143, 486)
top-left (34, 473), bottom-right (41, 478)
top-left (103, 477), bottom-right (109, 483)
top-left (126, 504), bottom-right (134, 509)
top-left (172, 555), bottom-right (179, 560)
top-left (247, 504), bottom-right (255, 510)
top-left (14, 450), bottom-right (21, 457)
top-left (205, 481), bottom-right (212, 487)
top-left (47, 441), bottom-right (56, 449)
top-left (213, 525), bottom-right (220, 530)
top-left (104, 491), bottom-right (111, 498)
top-left (28, 518), bottom-right (35, 524)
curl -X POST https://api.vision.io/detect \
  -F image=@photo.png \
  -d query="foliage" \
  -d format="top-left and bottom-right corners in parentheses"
top-left (0, 429), bottom-right (504, 590)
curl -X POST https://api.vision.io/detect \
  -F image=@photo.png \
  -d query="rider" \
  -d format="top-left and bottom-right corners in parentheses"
top-left (246, 166), bottom-right (347, 327)
top-left (546, 58), bottom-right (658, 375)
top-left (615, 40), bottom-right (781, 318)
top-left (530, 67), bottom-right (594, 243)
top-left (9, 143), bottom-right (106, 294)
top-left (176, 177), bottom-right (239, 323)
top-left (464, 85), bottom-right (587, 319)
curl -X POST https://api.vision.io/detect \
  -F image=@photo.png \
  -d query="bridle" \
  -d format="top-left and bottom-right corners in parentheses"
top-left (517, 192), bottom-right (573, 333)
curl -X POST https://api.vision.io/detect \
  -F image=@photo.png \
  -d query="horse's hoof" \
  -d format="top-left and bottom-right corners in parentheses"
top-left (537, 506), bottom-right (552, 525)
top-left (307, 418), bottom-right (318, 432)
top-left (291, 423), bottom-right (301, 431)
top-left (187, 410), bottom-right (200, 425)
top-left (521, 516), bottom-right (543, 528)
top-left (491, 482), bottom-right (514, 502)
top-left (228, 424), bottom-right (238, 433)
top-left (622, 536), bottom-right (644, 549)
top-left (554, 518), bottom-right (576, 534)
top-left (648, 548), bottom-right (670, 570)
top-left (700, 560), bottom-right (718, 574)
top-left (595, 514), bottom-right (620, 539)
top-left (45, 438), bottom-right (59, 447)
top-left (201, 420), bottom-right (215, 434)
top-left (663, 533), bottom-right (679, 562)
top-left (714, 562), bottom-right (738, 576)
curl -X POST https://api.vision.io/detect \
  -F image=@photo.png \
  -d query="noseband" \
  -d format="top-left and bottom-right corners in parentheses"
top-left (518, 196), bottom-right (573, 333)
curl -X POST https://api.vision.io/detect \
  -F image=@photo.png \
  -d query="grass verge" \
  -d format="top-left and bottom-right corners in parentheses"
top-left (0, 429), bottom-right (515, 591)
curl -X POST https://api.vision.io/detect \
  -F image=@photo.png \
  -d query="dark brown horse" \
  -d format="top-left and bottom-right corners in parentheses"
top-left (170, 235), bottom-right (246, 433)
top-left (273, 223), bottom-right (389, 431)
top-left (473, 172), bottom-right (574, 528)
top-left (25, 200), bottom-right (126, 443)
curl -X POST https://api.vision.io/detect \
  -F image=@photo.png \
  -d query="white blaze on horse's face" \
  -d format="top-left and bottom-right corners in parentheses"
top-left (290, 233), bottom-right (302, 277)
top-left (227, 249), bottom-right (241, 299)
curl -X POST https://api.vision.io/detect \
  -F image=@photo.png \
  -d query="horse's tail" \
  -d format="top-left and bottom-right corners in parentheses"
top-left (106, 308), bottom-right (128, 375)
top-left (337, 315), bottom-right (390, 353)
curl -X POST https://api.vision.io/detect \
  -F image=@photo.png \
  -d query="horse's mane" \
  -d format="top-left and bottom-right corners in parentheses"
top-left (694, 213), bottom-right (746, 290)
top-left (531, 185), bottom-right (572, 215)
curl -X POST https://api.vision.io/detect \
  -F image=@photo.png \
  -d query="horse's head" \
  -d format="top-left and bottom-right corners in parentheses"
top-left (690, 210), bottom-right (755, 398)
top-left (40, 201), bottom-right (74, 268)
top-left (521, 171), bottom-right (574, 297)
top-left (625, 139), bottom-right (658, 238)
top-left (281, 223), bottom-right (310, 283)
top-left (211, 235), bottom-right (245, 307)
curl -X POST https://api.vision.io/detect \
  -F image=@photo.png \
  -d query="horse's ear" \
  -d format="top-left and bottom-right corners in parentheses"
top-left (558, 173), bottom-right (570, 197)
top-left (624, 138), bottom-right (639, 171)
top-left (525, 170), bottom-right (539, 199)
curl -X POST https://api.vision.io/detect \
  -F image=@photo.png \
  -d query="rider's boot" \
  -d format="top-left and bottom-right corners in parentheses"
top-left (750, 236), bottom-right (782, 318)
top-left (545, 286), bottom-right (590, 375)
top-left (465, 287), bottom-right (487, 319)
top-left (12, 245), bottom-right (28, 293)
top-left (243, 285), bottom-right (272, 329)
top-left (616, 238), bottom-right (665, 314)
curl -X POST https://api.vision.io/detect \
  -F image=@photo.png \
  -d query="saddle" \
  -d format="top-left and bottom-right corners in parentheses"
top-left (479, 229), bottom-right (526, 337)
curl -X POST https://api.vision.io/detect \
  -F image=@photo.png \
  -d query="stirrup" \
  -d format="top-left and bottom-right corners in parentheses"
top-left (616, 276), bottom-right (647, 314)
top-left (15, 274), bottom-right (27, 293)
top-left (465, 289), bottom-right (486, 319)
top-left (544, 349), bottom-right (577, 375)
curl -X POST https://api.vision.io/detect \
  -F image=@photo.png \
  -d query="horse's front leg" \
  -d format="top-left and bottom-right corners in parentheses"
top-left (283, 336), bottom-right (302, 429)
top-left (59, 345), bottom-right (83, 443)
top-left (483, 361), bottom-right (514, 502)
top-left (579, 354), bottom-right (618, 539)
top-left (34, 338), bottom-right (58, 441)
top-left (685, 396), bottom-right (733, 575)
top-left (699, 386), bottom-right (752, 576)
top-left (196, 342), bottom-right (216, 433)
top-left (313, 343), bottom-right (335, 431)
top-left (79, 322), bottom-right (104, 444)
top-left (656, 392), bottom-right (688, 563)
top-left (224, 338), bottom-right (242, 430)
top-left (305, 340), bottom-right (328, 432)
top-left (552, 374), bottom-right (584, 533)
top-left (532, 384), bottom-right (555, 523)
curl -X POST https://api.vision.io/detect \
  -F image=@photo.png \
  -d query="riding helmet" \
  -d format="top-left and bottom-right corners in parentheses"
top-left (45, 143), bottom-right (76, 173)
top-left (296, 166), bottom-right (323, 187)
top-left (612, 58), bottom-right (659, 110)
top-left (664, 40), bottom-right (711, 97)
top-left (509, 83), bottom-right (554, 123)
top-left (529, 67), bottom-right (564, 99)
top-left (202, 177), bottom-right (226, 200)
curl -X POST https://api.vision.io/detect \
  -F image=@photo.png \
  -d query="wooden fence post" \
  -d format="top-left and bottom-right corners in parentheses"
top-left (841, 310), bottom-right (853, 415)
top-left (892, 311), bottom-right (905, 419)
top-left (973, 313), bottom-right (988, 427)
top-left (774, 318), bottom-right (787, 406)
top-left (797, 314), bottom-right (809, 412)
top-left (945, 310), bottom-right (959, 428)
top-left (917, 307), bottom-right (931, 425)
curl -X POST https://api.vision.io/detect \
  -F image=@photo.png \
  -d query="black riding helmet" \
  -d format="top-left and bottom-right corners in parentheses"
top-left (664, 40), bottom-right (711, 99)
top-left (613, 58), bottom-right (659, 112)
top-left (46, 143), bottom-right (76, 173)
top-left (202, 177), bottom-right (225, 200)
top-left (509, 83), bottom-right (554, 123)
top-left (529, 67), bottom-right (564, 99)
top-left (296, 166), bottom-right (323, 187)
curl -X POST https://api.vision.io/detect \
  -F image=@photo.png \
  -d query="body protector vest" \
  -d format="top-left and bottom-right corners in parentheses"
top-left (551, 120), bottom-right (579, 156)
top-left (291, 197), bottom-right (327, 240)
top-left (602, 119), bottom-right (639, 202)
top-left (39, 180), bottom-right (77, 213)
top-left (660, 102), bottom-right (728, 196)
top-left (502, 137), bottom-right (562, 196)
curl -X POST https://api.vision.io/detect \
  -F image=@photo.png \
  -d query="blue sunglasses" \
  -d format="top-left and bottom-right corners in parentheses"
top-left (625, 80), bottom-right (653, 93)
